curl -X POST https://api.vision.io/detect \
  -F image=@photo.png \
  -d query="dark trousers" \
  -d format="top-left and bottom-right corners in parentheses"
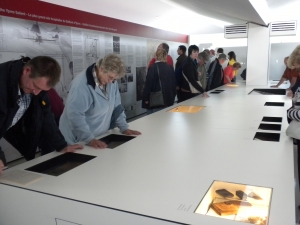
top-left (297, 139), bottom-right (300, 191)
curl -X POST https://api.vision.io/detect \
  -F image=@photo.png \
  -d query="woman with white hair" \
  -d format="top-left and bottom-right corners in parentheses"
top-left (59, 54), bottom-right (141, 148)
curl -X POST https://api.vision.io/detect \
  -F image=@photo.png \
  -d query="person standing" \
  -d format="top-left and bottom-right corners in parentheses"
top-left (59, 54), bottom-right (141, 148)
top-left (142, 49), bottom-right (176, 114)
top-left (175, 45), bottom-right (187, 70)
top-left (227, 51), bottom-right (237, 82)
top-left (179, 45), bottom-right (209, 102)
top-left (148, 43), bottom-right (173, 69)
top-left (206, 54), bottom-right (227, 91)
top-left (0, 56), bottom-right (83, 174)
top-left (197, 51), bottom-right (209, 90)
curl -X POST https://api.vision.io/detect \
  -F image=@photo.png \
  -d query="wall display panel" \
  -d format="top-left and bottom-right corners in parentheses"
top-left (0, 15), bottom-right (185, 119)
top-left (269, 42), bottom-right (300, 81)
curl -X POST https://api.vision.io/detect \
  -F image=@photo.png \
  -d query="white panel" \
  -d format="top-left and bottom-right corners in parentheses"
top-left (246, 23), bottom-right (270, 86)
top-left (270, 21), bottom-right (297, 36)
top-left (224, 24), bottom-right (248, 39)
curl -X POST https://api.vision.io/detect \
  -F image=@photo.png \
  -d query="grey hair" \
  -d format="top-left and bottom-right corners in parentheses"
top-left (96, 54), bottom-right (126, 78)
top-left (198, 52), bottom-right (209, 61)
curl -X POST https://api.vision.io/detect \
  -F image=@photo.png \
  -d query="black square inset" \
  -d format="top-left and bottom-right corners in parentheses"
top-left (262, 117), bottom-right (282, 123)
top-left (258, 123), bottom-right (281, 131)
top-left (253, 132), bottom-right (280, 142)
top-left (264, 102), bottom-right (284, 107)
top-left (99, 134), bottom-right (136, 149)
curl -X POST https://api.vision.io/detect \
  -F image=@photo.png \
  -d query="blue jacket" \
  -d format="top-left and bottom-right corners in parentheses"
top-left (59, 64), bottom-right (128, 144)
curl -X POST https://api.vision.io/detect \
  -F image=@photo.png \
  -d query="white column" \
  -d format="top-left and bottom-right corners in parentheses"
top-left (246, 23), bottom-right (270, 85)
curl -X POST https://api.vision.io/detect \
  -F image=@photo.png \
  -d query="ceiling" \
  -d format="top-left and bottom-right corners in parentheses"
top-left (41, 0), bottom-right (300, 35)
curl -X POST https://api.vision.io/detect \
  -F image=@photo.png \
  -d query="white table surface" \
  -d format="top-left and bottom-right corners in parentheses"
top-left (0, 83), bottom-right (296, 225)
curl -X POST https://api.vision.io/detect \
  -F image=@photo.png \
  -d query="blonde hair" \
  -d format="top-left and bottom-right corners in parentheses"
top-left (156, 49), bottom-right (167, 62)
top-left (96, 54), bottom-right (126, 78)
top-left (287, 45), bottom-right (300, 69)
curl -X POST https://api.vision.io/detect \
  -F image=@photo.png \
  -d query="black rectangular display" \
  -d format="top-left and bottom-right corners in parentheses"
top-left (26, 153), bottom-right (96, 176)
top-left (264, 102), bottom-right (284, 107)
top-left (99, 134), bottom-right (136, 149)
top-left (258, 123), bottom-right (281, 131)
top-left (262, 117), bottom-right (282, 123)
top-left (253, 132), bottom-right (280, 142)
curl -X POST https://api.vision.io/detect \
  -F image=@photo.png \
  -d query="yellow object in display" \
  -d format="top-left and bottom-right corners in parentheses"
top-left (168, 105), bottom-right (205, 113)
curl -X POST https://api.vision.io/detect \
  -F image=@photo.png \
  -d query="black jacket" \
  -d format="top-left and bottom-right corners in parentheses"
top-left (142, 62), bottom-right (176, 109)
top-left (207, 58), bottom-right (224, 91)
top-left (0, 59), bottom-right (67, 164)
top-left (181, 57), bottom-right (204, 93)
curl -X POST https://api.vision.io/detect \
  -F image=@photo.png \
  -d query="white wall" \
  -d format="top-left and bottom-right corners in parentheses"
top-left (246, 23), bottom-right (270, 86)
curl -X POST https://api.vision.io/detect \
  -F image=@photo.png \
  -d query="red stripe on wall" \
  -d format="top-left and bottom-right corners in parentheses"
top-left (0, 0), bottom-right (188, 43)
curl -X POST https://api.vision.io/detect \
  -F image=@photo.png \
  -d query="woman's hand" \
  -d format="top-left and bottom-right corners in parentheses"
top-left (88, 139), bottom-right (107, 149)
top-left (202, 92), bottom-right (210, 98)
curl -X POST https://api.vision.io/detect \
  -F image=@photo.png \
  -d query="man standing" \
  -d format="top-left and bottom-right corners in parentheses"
top-left (216, 48), bottom-right (228, 70)
top-left (175, 45), bottom-right (187, 70)
top-left (179, 45), bottom-right (209, 102)
top-left (206, 53), bottom-right (227, 91)
top-left (0, 56), bottom-right (82, 174)
top-left (148, 43), bottom-right (173, 68)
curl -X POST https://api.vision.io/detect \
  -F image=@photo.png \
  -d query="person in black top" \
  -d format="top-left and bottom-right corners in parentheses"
top-left (142, 49), bottom-right (176, 114)
top-left (179, 45), bottom-right (209, 102)
top-left (175, 45), bottom-right (187, 70)
top-left (0, 56), bottom-right (83, 174)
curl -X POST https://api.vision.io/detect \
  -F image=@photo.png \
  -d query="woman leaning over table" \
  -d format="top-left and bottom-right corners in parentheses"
top-left (59, 54), bottom-right (141, 149)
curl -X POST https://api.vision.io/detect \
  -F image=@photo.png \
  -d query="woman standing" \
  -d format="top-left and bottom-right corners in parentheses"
top-left (180, 45), bottom-right (209, 102)
top-left (228, 51), bottom-right (237, 82)
top-left (142, 49), bottom-right (176, 115)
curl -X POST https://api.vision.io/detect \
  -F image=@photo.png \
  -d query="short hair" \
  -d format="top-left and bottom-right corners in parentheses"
top-left (218, 53), bottom-right (227, 60)
top-left (287, 45), bottom-right (300, 69)
top-left (232, 62), bottom-right (241, 69)
top-left (228, 51), bottom-right (236, 61)
top-left (96, 54), bottom-right (126, 78)
top-left (203, 49), bottom-right (210, 55)
top-left (188, 45), bottom-right (199, 56)
top-left (210, 49), bottom-right (215, 55)
top-left (178, 45), bottom-right (186, 54)
top-left (217, 48), bottom-right (224, 53)
top-left (156, 49), bottom-right (167, 62)
top-left (25, 56), bottom-right (61, 87)
top-left (161, 43), bottom-right (169, 53)
top-left (198, 52), bottom-right (209, 62)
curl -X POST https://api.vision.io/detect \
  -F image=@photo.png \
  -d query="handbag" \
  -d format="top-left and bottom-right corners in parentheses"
top-left (182, 72), bottom-right (202, 94)
top-left (149, 64), bottom-right (165, 108)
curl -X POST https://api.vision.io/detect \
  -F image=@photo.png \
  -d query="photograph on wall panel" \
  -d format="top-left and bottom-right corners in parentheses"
top-left (0, 16), bottom-right (72, 101)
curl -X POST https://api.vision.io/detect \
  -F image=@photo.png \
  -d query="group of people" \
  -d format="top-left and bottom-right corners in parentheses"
top-left (0, 54), bottom-right (141, 174)
top-left (142, 43), bottom-right (242, 114)
top-left (0, 43), bottom-right (243, 173)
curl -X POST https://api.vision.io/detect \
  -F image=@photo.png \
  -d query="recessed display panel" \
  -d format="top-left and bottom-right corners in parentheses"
top-left (253, 132), bottom-right (280, 142)
top-left (258, 123), bottom-right (281, 131)
top-left (195, 180), bottom-right (272, 225)
top-left (264, 102), bottom-right (284, 107)
top-left (99, 134), bottom-right (136, 149)
top-left (262, 117), bottom-right (282, 123)
top-left (26, 153), bottom-right (96, 176)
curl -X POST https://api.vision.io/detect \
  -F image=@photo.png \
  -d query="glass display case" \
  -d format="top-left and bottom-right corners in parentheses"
top-left (168, 106), bottom-right (205, 113)
top-left (195, 180), bottom-right (272, 225)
